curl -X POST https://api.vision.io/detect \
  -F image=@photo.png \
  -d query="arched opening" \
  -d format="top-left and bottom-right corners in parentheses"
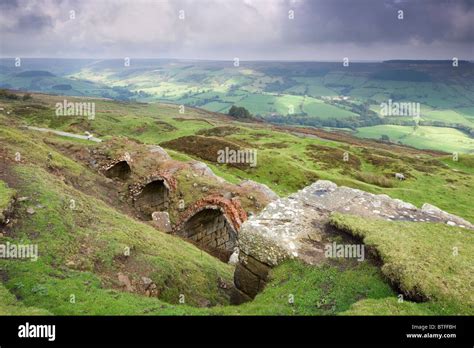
top-left (105, 161), bottom-right (131, 180)
top-left (135, 180), bottom-right (169, 218)
top-left (180, 208), bottom-right (237, 260)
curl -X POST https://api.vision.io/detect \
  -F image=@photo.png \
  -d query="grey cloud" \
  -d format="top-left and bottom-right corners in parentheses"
top-left (0, 0), bottom-right (472, 60)
top-left (284, 0), bottom-right (474, 44)
top-left (15, 13), bottom-right (53, 32)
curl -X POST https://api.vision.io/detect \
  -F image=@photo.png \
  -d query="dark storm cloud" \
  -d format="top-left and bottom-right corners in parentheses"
top-left (0, 0), bottom-right (472, 60)
top-left (14, 13), bottom-right (53, 32)
top-left (284, 0), bottom-right (474, 44)
top-left (0, 0), bottom-right (20, 10)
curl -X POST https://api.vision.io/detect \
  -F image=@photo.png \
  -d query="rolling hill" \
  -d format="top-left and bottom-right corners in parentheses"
top-left (1, 59), bottom-right (473, 155)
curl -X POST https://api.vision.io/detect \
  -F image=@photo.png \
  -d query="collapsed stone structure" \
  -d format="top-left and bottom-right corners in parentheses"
top-left (87, 139), bottom-right (277, 259)
top-left (234, 180), bottom-right (474, 301)
top-left (41, 136), bottom-right (474, 305)
top-left (100, 156), bottom-right (132, 180)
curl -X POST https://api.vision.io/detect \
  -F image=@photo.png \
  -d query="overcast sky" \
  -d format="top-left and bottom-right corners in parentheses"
top-left (0, 0), bottom-right (473, 60)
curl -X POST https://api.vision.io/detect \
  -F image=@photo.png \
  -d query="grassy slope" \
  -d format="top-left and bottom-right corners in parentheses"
top-left (331, 213), bottom-right (474, 315)
top-left (0, 157), bottom-right (403, 315)
top-left (211, 261), bottom-right (396, 315)
top-left (0, 124), bottom-right (234, 313)
top-left (0, 283), bottom-right (52, 315)
top-left (3, 95), bottom-right (473, 222)
top-left (1, 94), bottom-right (473, 315)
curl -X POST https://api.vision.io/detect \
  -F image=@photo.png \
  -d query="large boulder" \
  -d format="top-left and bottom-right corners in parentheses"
top-left (238, 179), bottom-right (279, 202)
top-left (147, 145), bottom-right (171, 160)
top-left (421, 203), bottom-right (473, 228)
top-left (190, 161), bottom-right (226, 183)
top-left (234, 180), bottom-right (473, 301)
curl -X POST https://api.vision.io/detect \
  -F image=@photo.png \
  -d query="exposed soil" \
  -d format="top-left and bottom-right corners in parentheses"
top-left (156, 120), bottom-right (177, 132)
top-left (162, 135), bottom-right (253, 170)
top-left (262, 142), bottom-right (290, 149)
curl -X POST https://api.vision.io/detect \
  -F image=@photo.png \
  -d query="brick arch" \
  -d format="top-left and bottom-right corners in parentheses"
top-left (129, 172), bottom-right (176, 219)
top-left (173, 195), bottom-right (247, 258)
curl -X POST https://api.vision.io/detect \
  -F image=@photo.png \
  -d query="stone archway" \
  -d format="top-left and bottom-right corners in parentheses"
top-left (134, 179), bottom-right (169, 217)
top-left (104, 161), bottom-right (131, 180)
top-left (173, 195), bottom-right (247, 261)
top-left (180, 207), bottom-right (237, 253)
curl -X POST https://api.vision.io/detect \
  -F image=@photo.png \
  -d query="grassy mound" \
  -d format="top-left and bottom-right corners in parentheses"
top-left (210, 260), bottom-right (395, 315)
top-left (330, 213), bottom-right (474, 314)
top-left (341, 297), bottom-right (463, 315)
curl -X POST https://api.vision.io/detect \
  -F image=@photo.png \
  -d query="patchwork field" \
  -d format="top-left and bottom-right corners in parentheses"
top-left (2, 59), bottom-right (473, 154)
top-left (355, 125), bottom-right (474, 154)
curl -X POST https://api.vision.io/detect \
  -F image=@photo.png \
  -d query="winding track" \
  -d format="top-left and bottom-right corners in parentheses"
top-left (26, 126), bottom-right (102, 142)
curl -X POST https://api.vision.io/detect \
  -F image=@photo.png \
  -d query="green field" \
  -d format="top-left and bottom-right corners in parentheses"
top-left (356, 125), bottom-right (474, 154)
top-left (2, 59), bottom-right (473, 155)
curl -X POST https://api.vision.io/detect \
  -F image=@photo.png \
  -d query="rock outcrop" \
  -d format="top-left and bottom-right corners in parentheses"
top-left (146, 145), bottom-right (172, 160)
top-left (234, 180), bottom-right (473, 301)
top-left (190, 161), bottom-right (226, 184)
top-left (237, 179), bottom-right (279, 202)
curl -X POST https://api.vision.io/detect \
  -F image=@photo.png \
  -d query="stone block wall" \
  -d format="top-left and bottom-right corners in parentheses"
top-left (184, 208), bottom-right (237, 252)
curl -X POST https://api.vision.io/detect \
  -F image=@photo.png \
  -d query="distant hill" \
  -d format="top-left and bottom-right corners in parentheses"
top-left (383, 60), bottom-right (471, 65)
top-left (0, 58), bottom-right (473, 141)
top-left (15, 70), bottom-right (55, 77)
top-left (370, 69), bottom-right (431, 82)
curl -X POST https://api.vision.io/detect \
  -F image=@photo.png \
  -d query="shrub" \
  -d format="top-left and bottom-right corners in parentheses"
top-left (354, 171), bottom-right (394, 187)
top-left (228, 105), bottom-right (252, 119)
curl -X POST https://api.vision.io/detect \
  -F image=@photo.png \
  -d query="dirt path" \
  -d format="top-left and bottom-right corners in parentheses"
top-left (26, 126), bottom-right (102, 142)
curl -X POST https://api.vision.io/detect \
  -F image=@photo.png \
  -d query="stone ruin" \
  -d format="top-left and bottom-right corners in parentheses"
top-left (233, 180), bottom-right (474, 302)
top-left (47, 138), bottom-right (474, 305)
top-left (182, 208), bottom-right (236, 249)
top-left (90, 142), bottom-right (274, 262)
top-left (101, 157), bottom-right (132, 180)
top-left (129, 172), bottom-right (177, 220)
top-left (173, 195), bottom-right (247, 261)
top-left (136, 179), bottom-right (169, 214)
